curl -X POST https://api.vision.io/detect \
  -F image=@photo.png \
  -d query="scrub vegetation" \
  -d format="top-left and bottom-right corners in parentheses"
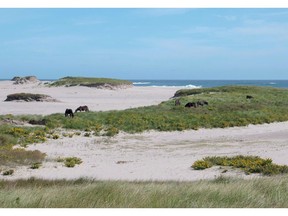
top-left (192, 155), bottom-right (288, 176)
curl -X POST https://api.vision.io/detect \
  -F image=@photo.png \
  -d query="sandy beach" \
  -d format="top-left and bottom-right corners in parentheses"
top-left (1, 80), bottom-right (288, 181)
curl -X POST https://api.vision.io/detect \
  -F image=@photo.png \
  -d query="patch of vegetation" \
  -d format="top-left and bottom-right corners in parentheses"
top-left (192, 155), bottom-right (288, 176)
top-left (0, 125), bottom-right (46, 167)
top-left (57, 157), bottom-right (82, 168)
top-left (29, 162), bottom-right (42, 169)
top-left (1, 176), bottom-right (288, 207)
top-left (6, 126), bottom-right (47, 147)
top-left (50, 76), bottom-right (132, 88)
top-left (0, 149), bottom-right (46, 167)
top-left (4, 93), bottom-right (56, 102)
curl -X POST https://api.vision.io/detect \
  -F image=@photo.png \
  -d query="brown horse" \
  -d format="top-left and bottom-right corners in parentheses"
top-left (75, 105), bottom-right (89, 113)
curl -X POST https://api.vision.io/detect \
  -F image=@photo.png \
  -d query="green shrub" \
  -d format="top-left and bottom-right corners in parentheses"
top-left (63, 157), bottom-right (82, 168)
top-left (192, 155), bottom-right (288, 176)
top-left (192, 160), bottom-right (213, 170)
top-left (52, 134), bottom-right (60, 139)
top-left (30, 162), bottom-right (42, 169)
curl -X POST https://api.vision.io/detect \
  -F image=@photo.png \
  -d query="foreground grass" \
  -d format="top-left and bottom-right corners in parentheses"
top-left (0, 176), bottom-right (288, 207)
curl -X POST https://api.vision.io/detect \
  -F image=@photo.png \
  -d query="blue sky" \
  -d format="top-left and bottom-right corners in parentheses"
top-left (1, 8), bottom-right (288, 80)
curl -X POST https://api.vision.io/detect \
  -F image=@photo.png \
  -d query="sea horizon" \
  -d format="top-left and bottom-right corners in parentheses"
top-left (130, 79), bottom-right (288, 88)
top-left (1, 78), bottom-right (288, 88)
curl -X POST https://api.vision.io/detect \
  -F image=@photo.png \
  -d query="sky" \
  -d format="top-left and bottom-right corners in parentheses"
top-left (1, 8), bottom-right (288, 80)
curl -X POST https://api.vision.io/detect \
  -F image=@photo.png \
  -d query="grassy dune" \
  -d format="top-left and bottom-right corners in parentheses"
top-left (0, 176), bottom-right (288, 207)
top-left (50, 76), bottom-right (132, 88)
top-left (43, 85), bottom-right (288, 132)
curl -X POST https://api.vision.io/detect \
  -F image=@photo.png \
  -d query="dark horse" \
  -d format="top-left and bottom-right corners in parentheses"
top-left (185, 100), bottom-right (208, 108)
top-left (65, 109), bottom-right (74, 118)
top-left (75, 105), bottom-right (89, 113)
top-left (185, 102), bottom-right (198, 108)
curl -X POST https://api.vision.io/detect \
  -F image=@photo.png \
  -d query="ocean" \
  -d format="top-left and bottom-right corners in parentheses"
top-left (130, 80), bottom-right (288, 89)
top-left (1, 79), bottom-right (288, 89)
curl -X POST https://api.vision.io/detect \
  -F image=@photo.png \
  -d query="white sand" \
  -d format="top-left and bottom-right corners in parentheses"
top-left (1, 80), bottom-right (288, 181)
top-left (0, 81), bottom-right (177, 115)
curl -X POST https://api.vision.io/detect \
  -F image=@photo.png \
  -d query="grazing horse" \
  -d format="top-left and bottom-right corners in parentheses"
top-left (185, 102), bottom-right (198, 108)
top-left (185, 100), bottom-right (209, 108)
top-left (175, 98), bottom-right (181, 106)
top-left (75, 105), bottom-right (89, 113)
top-left (65, 109), bottom-right (74, 118)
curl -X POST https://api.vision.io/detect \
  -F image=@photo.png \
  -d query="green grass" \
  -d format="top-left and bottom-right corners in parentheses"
top-left (1, 176), bottom-right (288, 207)
top-left (49, 76), bottom-right (133, 87)
top-left (41, 86), bottom-right (288, 133)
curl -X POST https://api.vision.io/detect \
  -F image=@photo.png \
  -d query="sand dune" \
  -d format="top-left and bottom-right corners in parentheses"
top-left (1, 80), bottom-right (288, 181)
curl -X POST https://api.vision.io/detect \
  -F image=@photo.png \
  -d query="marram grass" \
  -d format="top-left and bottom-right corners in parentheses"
top-left (1, 176), bottom-right (288, 207)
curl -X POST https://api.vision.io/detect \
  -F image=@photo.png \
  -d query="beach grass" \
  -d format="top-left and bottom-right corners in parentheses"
top-left (0, 124), bottom-right (46, 167)
top-left (42, 85), bottom-right (288, 133)
top-left (0, 176), bottom-right (288, 207)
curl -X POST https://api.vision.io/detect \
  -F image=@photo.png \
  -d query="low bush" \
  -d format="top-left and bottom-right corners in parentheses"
top-left (192, 155), bottom-right (288, 176)
top-left (30, 162), bottom-right (42, 169)
top-left (191, 160), bottom-right (213, 170)
top-left (57, 157), bottom-right (82, 168)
